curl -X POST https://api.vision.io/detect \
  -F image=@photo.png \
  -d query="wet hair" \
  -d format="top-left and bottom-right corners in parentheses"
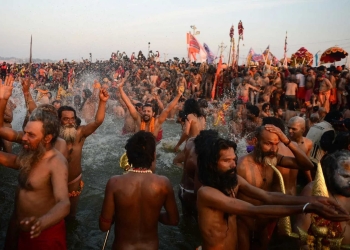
top-left (80, 89), bottom-right (92, 111)
top-left (262, 117), bottom-right (285, 133)
top-left (52, 100), bottom-right (62, 106)
top-left (262, 103), bottom-right (270, 111)
top-left (142, 103), bottom-right (155, 112)
top-left (273, 106), bottom-right (283, 115)
top-left (194, 130), bottom-right (219, 156)
top-left (324, 110), bottom-right (343, 124)
top-left (197, 135), bottom-right (237, 196)
top-left (183, 98), bottom-right (202, 117)
top-left (321, 150), bottom-right (350, 194)
top-left (247, 105), bottom-right (260, 117)
top-left (58, 106), bottom-right (77, 120)
top-left (28, 104), bottom-right (60, 145)
top-left (330, 132), bottom-right (350, 152)
top-left (125, 131), bottom-right (156, 169)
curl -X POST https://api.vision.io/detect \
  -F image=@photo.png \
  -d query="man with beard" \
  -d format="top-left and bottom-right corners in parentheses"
top-left (294, 150), bottom-right (350, 248)
top-left (99, 131), bottom-right (179, 249)
top-left (196, 136), bottom-right (348, 250)
top-left (287, 116), bottom-right (313, 183)
top-left (0, 93), bottom-right (70, 249)
top-left (236, 124), bottom-right (314, 249)
top-left (58, 88), bottom-right (109, 217)
top-left (118, 72), bottom-right (184, 142)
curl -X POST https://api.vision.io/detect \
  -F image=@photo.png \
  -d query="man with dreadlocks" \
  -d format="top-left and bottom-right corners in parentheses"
top-left (118, 71), bottom-right (184, 142)
top-left (196, 135), bottom-right (349, 250)
top-left (0, 79), bottom-right (70, 249)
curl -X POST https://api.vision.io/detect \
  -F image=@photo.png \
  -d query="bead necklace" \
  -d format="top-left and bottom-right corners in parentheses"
top-left (128, 168), bottom-right (153, 174)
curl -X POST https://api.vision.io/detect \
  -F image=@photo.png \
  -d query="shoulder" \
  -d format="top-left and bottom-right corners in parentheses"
top-left (237, 154), bottom-right (251, 175)
top-left (198, 186), bottom-right (221, 200)
top-left (47, 149), bottom-right (68, 170)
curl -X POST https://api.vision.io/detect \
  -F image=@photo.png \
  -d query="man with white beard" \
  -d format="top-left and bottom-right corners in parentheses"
top-left (57, 88), bottom-right (109, 218)
top-left (0, 78), bottom-right (70, 249)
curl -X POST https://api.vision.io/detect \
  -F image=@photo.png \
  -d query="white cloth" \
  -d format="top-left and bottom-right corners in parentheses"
top-left (296, 73), bottom-right (305, 87)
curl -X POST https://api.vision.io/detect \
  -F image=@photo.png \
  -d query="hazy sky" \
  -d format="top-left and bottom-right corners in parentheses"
top-left (1, 0), bottom-right (350, 64)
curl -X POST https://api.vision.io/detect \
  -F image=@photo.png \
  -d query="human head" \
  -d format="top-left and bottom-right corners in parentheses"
top-left (262, 103), bottom-right (270, 112)
top-left (196, 134), bottom-right (237, 196)
top-left (142, 103), bottom-right (155, 122)
top-left (262, 116), bottom-right (285, 132)
top-left (58, 106), bottom-right (77, 127)
top-left (246, 105), bottom-right (260, 119)
top-left (254, 125), bottom-right (280, 164)
top-left (52, 100), bottom-right (62, 110)
top-left (125, 131), bottom-right (156, 169)
top-left (322, 150), bottom-right (350, 197)
top-left (23, 104), bottom-right (60, 148)
top-left (273, 107), bottom-right (283, 119)
top-left (331, 132), bottom-right (350, 152)
top-left (310, 113), bottom-right (320, 124)
top-left (82, 89), bottom-right (92, 99)
top-left (287, 116), bottom-right (305, 141)
top-left (183, 98), bottom-right (202, 117)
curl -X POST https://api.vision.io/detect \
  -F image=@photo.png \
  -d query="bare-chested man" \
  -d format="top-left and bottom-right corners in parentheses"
top-left (284, 75), bottom-right (298, 110)
top-left (191, 69), bottom-right (202, 94)
top-left (174, 99), bottom-right (206, 152)
top-left (288, 116), bottom-right (313, 182)
top-left (196, 135), bottom-right (348, 250)
top-left (317, 73), bottom-right (333, 113)
top-left (305, 69), bottom-right (315, 102)
top-left (57, 88), bottom-right (109, 217)
top-left (236, 124), bottom-right (314, 249)
top-left (0, 79), bottom-right (69, 249)
top-left (236, 80), bottom-right (261, 104)
top-left (99, 131), bottom-right (179, 249)
top-left (294, 150), bottom-right (350, 249)
top-left (242, 105), bottom-right (262, 137)
top-left (119, 72), bottom-right (184, 142)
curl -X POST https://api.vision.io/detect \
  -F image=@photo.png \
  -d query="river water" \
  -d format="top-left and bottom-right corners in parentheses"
top-left (0, 84), bottom-right (296, 249)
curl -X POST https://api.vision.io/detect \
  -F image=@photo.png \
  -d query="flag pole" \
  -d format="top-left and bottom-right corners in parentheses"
top-left (28, 35), bottom-right (32, 77)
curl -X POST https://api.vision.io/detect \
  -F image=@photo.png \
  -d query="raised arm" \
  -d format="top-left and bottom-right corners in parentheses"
top-left (21, 77), bottom-right (37, 113)
top-left (157, 87), bottom-right (184, 124)
top-left (264, 124), bottom-right (314, 170)
top-left (80, 88), bottom-right (109, 138)
top-left (174, 116), bottom-right (191, 151)
top-left (118, 72), bottom-right (139, 120)
top-left (0, 76), bottom-right (14, 128)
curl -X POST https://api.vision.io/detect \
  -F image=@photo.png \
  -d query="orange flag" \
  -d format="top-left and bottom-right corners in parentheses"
top-left (211, 56), bottom-right (222, 100)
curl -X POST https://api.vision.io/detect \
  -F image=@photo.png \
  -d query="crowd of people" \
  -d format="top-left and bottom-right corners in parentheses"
top-left (1, 52), bottom-right (350, 250)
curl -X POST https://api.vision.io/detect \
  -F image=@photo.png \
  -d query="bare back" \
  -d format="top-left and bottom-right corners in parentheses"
top-left (108, 173), bottom-right (177, 249)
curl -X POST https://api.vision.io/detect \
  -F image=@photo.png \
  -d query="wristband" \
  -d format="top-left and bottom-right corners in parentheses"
top-left (302, 202), bottom-right (310, 214)
top-left (284, 138), bottom-right (291, 146)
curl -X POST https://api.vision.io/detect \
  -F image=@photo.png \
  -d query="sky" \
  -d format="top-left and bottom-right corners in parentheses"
top-left (1, 0), bottom-right (350, 64)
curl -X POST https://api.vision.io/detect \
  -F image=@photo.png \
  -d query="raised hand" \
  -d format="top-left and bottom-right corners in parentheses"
top-left (21, 77), bottom-right (31, 93)
top-left (20, 216), bottom-right (42, 238)
top-left (0, 75), bottom-right (14, 100)
top-left (264, 124), bottom-right (289, 144)
top-left (99, 88), bottom-right (110, 102)
top-left (178, 86), bottom-right (185, 96)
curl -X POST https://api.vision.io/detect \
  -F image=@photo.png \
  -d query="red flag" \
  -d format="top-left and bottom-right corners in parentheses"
top-left (211, 56), bottom-right (222, 100)
top-left (187, 33), bottom-right (200, 61)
